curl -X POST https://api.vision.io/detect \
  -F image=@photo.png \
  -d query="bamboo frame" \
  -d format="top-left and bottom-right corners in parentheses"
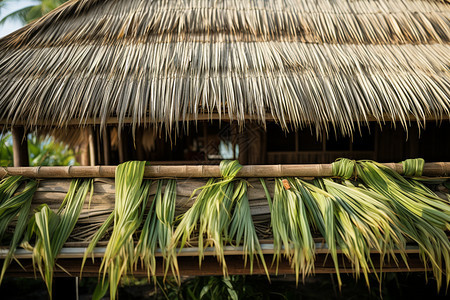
top-left (1, 162), bottom-right (449, 178)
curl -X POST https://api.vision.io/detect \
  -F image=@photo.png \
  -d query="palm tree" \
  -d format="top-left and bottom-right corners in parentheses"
top-left (0, 0), bottom-right (67, 25)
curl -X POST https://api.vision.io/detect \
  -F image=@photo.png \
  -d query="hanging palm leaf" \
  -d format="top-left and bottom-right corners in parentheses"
top-left (135, 179), bottom-right (177, 281)
top-left (172, 160), bottom-right (243, 276)
top-left (21, 179), bottom-right (92, 299)
top-left (261, 178), bottom-right (315, 283)
top-left (229, 180), bottom-right (268, 277)
top-left (0, 177), bottom-right (38, 283)
top-left (332, 158), bottom-right (450, 289)
top-left (96, 161), bottom-right (151, 300)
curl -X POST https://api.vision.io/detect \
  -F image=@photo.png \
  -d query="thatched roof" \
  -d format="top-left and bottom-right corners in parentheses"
top-left (0, 0), bottom-right (449, 135)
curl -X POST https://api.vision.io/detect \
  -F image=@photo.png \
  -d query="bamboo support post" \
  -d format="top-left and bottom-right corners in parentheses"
top-left (1, 162), bottom-right (449, 179)
top-left (88, 127), bottom-right (96, 166)
top-left (118, 128), bottom-right (127, 163)
top-left (79, 129), bottom-right (90, 166)
top-left (102, 127), bottom-right (111, 165)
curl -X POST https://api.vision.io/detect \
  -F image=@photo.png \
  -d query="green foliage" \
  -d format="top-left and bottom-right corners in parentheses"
top-left (0, 176), bottom-right (38, 283)
top-left (135, 179), bottom-right (178, 282)
top-left (0, 133), bottom-right (77, 167)
top-left (93, 161), bottom-right (151, 300)
top-left (229, 181), bottom-right (268, 277)
top-left (172, 160), bottom-right (266, 278)
top-left (0, 134), bottom-right (13, 167)
top-left (332, 159), bottom-right (450, 289)
top-left (21, 179), bottom-right (92, 299)
top-left (263, 178), bottom-right (315, 283)
top-left (28, 135), bottom-right (78, 166)
top-left (0, 158), bottom-right (449, 300)
top-left (0, 0), bottom-right (68, 26)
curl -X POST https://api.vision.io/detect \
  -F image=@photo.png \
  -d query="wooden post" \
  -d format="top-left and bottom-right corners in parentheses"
top-left (88, 127), bottom-right (96, 166)
top-left (11, 126), bottom-right (29, 167)
top-left (79, 129), bottom-right (90, 166)
top-left (95, 127), bottom-right (103, 165)
top-left (246, 123), bottom-right (266, 164)
top-left (238, 129), bottom-right (248, 165)
top-left (102, 127), bottom-right (111, 165)
top-left (136, 128), bottom-right (145, 161)
top-left (118, 128), bottom-right (128, 163)
top-left (231, 121), bottom-right (238, 160)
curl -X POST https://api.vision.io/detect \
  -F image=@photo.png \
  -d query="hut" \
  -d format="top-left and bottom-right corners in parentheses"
top-left (0, 0), bottom-right (449, 297)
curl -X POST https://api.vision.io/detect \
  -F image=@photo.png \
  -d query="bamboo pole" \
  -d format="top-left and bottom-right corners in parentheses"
top-left (88, 127), bottom-right (96, 166)
top-left (1, 162), bottom-right (449, 179)
top-left (102, 127), bottom-right (111, 165)
top-left (79, 129), bottom-right (89, 166)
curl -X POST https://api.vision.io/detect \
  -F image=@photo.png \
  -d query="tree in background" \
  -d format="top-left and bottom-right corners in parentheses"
top-left (0, 0), bottom-right (67, 25)
top-left (0, 133), bottom-right (78, 167)
top-left (0, 0), bottom-right (74, 166)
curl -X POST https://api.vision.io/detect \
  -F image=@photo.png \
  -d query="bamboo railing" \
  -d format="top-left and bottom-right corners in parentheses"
top-left (1, 162), bottom-right (449, 178)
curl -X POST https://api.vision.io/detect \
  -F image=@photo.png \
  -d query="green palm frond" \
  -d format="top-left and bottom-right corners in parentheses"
top-left (172, 160), bottom-right (243, 276)
top-left (229, 180), bottom-right (268, 277)
top-left (135, 179), bottom-right (177, 282)
top-left (0, 158), bottom-right (448, 298)
top-left (21, 179), bottom-right (91, 299)
top-left (97, 161), bottom-right (151, 300)
top-left (266, 178), bottom-right (315, 283)
top-left (0, 177), bottom-right (38, 283)
top-left (332, 159), bottom-right (450, 289)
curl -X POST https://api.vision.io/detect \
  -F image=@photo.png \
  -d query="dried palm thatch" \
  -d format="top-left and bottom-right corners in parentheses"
top-left (0, 0), bottom-right (449, 136)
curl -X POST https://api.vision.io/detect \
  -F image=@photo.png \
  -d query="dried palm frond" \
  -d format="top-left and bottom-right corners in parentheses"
top-left (0, 0), bottom-right (448, 137)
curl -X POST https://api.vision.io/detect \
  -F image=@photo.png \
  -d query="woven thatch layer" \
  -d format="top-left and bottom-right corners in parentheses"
top-left (0, 0), bottom-right (449, 135)
top-left (1, 42), bottom-right (449, 135)
top-left (2, 0), bottom-right (449, 47)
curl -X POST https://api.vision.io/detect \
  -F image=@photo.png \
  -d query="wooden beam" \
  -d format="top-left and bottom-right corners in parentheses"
top-left (0, 243), bottom-right (425, 260)
top-left (1, 162), bottom-right (449, 179)
top-left (11, 126), bottom-right (29, 167)
top-left (1, 253), bottom-right (429, 278)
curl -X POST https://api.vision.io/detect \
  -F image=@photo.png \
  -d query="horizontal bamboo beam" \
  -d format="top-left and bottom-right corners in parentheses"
top-left (1, 162), bottom-right (449, 178)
